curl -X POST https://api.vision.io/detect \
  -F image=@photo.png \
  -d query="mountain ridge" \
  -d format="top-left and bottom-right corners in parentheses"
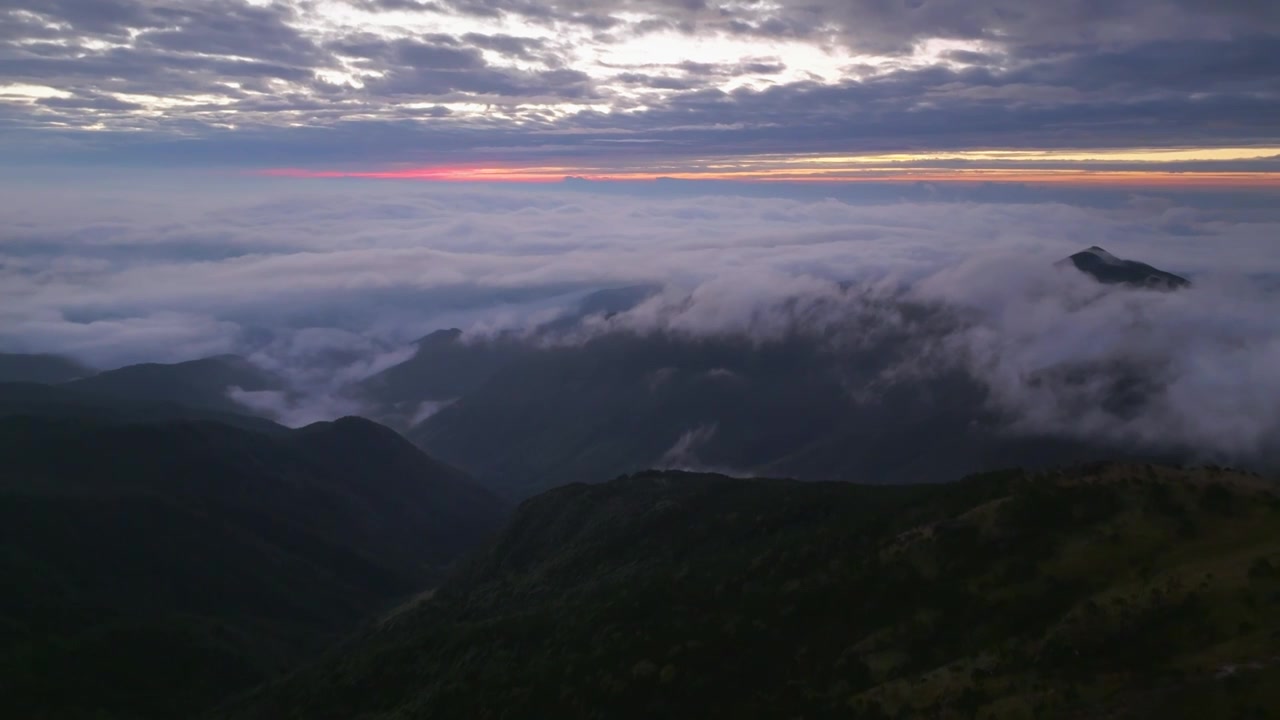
top-left (212, 462), bottom-right (1280, 720)
top-left (62, 354), bottom-right (284, 416)
top-left (0, 352), bottom-right (94, 384)
top-left (0, 410), bottom-right (506, 720)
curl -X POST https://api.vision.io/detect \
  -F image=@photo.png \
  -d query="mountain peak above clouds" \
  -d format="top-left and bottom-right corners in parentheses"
top-left (1079, 245), bottom-right (1123, 265)
top-left (1059, 246), bottom-right (1191, 290)
top-left (415, 328), bottom-right (465, 346)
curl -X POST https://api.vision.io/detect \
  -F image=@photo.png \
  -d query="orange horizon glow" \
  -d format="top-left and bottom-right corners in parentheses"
top-left (257, 160), bottom-right (1280, 189)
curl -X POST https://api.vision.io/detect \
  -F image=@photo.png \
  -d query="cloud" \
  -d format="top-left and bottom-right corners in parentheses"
top-left (0, 310), bottom-right (241, 369)
top-left (1, 177), bottom-right (1278, 466)
top-left (227, 327), bottom-right (417, 426)
top-left (658, 423), bottom-right (719, 470)
top-left (902, 255), bottom-right (1280, 460)
top-left (361, 0), bottom-right (1278, 51)
top-left (411, 399), bottom-right (456, 425)
top-left (584, 270), bottom-right (847, 340)
top-left (0, 1), bottom-right (1276, 169)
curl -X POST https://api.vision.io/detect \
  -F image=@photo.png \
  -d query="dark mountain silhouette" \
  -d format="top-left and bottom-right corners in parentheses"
top-left (406, 330), bottom-right (1171, 500)
top-left (574, 284), bottom-right (658, 317)
top-left (0, 412), bottom-right (505, 719)
top-left (215, 463), bottom-right (1280, 720)
top-left (364, 253), bottom-right (1207, 500)
top-left (536, 284), bottom-right (660, 334)
top-left (359, 329), bottom-right (531, 430)
top-left (62, 355), bottom-right (283, 416)
top-left (1060, 246), bottom-right (1191, 289)
top-left (0, 381), bottom-right (286, 433)
top-left (0, 352), bottom-right (93, 383)
top-left (408, 333), bottom-right (858, 498)
top-left (359, 287), bottom-right (657, 431)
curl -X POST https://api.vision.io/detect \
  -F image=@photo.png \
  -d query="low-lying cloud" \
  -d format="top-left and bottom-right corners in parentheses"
top-left (3, 176), bottom-right (1279, 462)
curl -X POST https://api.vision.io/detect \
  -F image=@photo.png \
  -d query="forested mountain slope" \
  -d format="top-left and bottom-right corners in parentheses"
top-left (217, 463), bottom-right (1280, 720)
top-left (0, 414), bottom-right (505, 720)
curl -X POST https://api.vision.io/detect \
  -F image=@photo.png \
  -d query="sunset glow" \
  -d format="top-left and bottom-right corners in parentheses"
top-left (260, 148), bottom-right (1280, 188)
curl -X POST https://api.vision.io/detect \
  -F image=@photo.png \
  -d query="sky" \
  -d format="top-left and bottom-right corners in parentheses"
top-left (2, 0), bottom-right (1279, 184)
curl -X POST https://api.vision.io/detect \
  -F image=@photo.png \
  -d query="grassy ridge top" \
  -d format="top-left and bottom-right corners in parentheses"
top-left (216, 462), bottom-right (1280, 720)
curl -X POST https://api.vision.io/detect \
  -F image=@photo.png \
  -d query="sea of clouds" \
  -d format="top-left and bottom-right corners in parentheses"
top-left (2, 175), bottom-right (1278, 462)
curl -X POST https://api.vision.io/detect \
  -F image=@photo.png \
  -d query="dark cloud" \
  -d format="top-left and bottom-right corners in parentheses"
top-left (614, 73), bottom-right (701, 91)
top-left (589, 37), bottom-right (1280, 152)
top-left (370, 40), bottom-right (593, 97)
top-left (371, 0), bottom-right (622, 29)
top-left (0, 0), bottom-right (1276, 167)
top-left (460, 33), bottom-right (551, 61)
top-left (674, 60), bottom-right (786, 76)
top-left (7, 34), bottom-right (1277, 168)
top-left (0, 48), bottom-right (317, 92)
top-left (133, 3), bottom-right (321, 67)
top-left (36, 93), bottom-right (146, 111)
top-left (0, 0), bottom-right (326, 107)
top-left (0, 12), bottom-right (69, 42)
top-left (392, 40), bottom-right (487, 70)
top-left (940, 49), bottom-right (996, 65)
top-left (361, 1), bottom-right (1280, 52)
top-left (3, 0), bottom-right (178, 37)
top-left (356, 0), bottom-right (448, 10)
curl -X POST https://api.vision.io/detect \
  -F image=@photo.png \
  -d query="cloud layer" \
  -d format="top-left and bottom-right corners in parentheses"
top-left (2, 178), bottom-right (1279, 458)
top-left (2, 0), bottom-right (1277, 172)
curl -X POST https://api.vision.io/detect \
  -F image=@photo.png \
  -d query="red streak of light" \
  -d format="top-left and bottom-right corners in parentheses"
top-left (256, 166), bottom-right (1280, 189)
top-left (258, 167), bottom-right (564, 183)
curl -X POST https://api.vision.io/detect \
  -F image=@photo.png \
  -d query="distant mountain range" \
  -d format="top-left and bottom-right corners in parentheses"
top-left (363, 250), bottom-right (1199, 499)
top-left (0, 380), bottom-right (287, 433)
top-left (0, 352), bottom-right (94, 384)
top-left (62, 354), bottom-right (284, 415)
top-left (3, 245), bottom-right (1276, 719)
top-left (0, 248), bottom-right (1210, 505)
top-left (0, 352), bottom-right (283, 419)
top-left (400, 330), bottom-right (1170, 499)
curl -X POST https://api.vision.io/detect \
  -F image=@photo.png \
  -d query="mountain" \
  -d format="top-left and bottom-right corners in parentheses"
top-left (358, 329), bottom-right (531, 430)
top-left (0, 381), bottom-right (287, 433)
top-left (372, 253), bottom-right (1206, 500)
top-left (0, 352), bottom-right (93, 383)
top-left (406, 332), bottom-right (854, 498)
top-left (62, 354), bottom-right (283, 416)
top-left (407, 331), bottom-right (1164, 500)
top-left (536, 284), bottom-right (660, 334)
top-left (359, 288), bottom-right (657, 431)
top-left (214, 463), bottom-right (1280, 720)
top-left (1060, 246), bottom-right (1191, 289)
top-left (61, 353), bottom-right (282, 415)
top-left (573, 284), bottom-right (658, 317)
top-left (0, 413), bottom-right (506, 720)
